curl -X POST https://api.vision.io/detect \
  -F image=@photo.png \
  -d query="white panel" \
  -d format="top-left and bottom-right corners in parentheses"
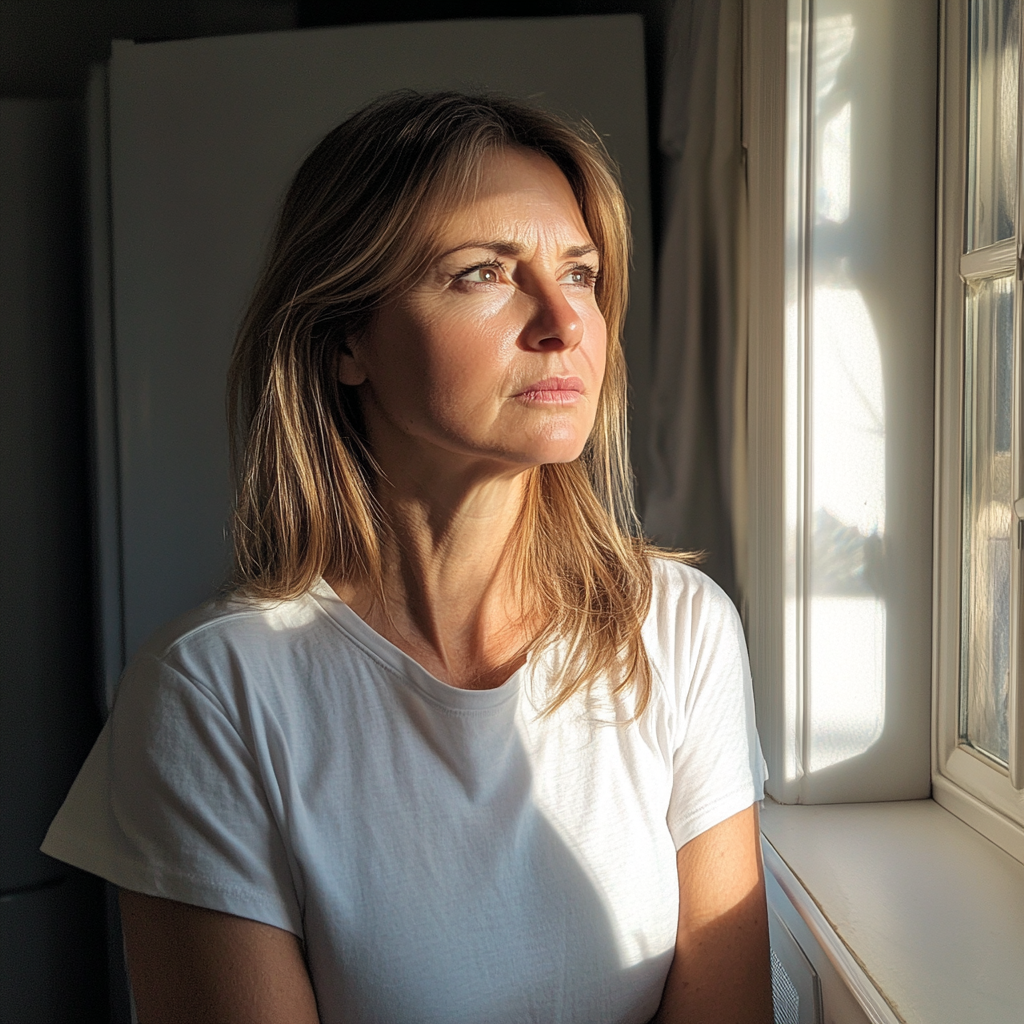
top-left (105, 16), bottom-right (652, 659)
top-left (749, 0), bottom-right (936, 803)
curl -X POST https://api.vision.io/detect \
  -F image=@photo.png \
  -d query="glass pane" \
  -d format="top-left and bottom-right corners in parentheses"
top-left (961, 275), bottom-right (1014, 764)
top-left (966, 0), bottom-right (1020, 252)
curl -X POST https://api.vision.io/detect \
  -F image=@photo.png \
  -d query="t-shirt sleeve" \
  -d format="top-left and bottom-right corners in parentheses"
top-left (663, 572), bottom-right (767, 849)
top-left (40, 654), bottom-right (302, 937)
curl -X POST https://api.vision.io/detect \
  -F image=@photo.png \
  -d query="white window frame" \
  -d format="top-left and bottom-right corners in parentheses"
top-left (933, 0), bottom-right (1024, 862)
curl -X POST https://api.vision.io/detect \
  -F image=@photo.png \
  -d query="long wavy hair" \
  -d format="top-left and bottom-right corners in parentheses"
top-left (227, 91), bottom-right (684, 716)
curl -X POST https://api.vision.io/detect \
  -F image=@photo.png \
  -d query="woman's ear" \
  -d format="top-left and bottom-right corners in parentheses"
top-left (336, 340), bottom-right (367, 387)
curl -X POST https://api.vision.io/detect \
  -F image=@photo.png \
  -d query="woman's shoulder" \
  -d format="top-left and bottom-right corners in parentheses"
top-left (112, 584), bottom-right (350, 735)
top-left (647, 555), bottom-right (739, 623)
top-left (135, 589), bottom-right (315, 660)
top-left (643, 555), bottom-right (746, 678)
top-left (125, 585), bottom-right (341, 700)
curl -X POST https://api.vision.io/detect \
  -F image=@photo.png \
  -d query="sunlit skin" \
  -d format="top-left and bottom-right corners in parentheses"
top-left (119, 147), bottom-right (772, 1024)
top-left (339, 146), bottom-right (607, 476)
top-left (333, 147), bottom-right (607, 690)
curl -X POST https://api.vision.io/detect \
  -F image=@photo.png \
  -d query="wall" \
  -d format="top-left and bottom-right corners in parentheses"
top-left (0, 97), bottom-right (107, 1024)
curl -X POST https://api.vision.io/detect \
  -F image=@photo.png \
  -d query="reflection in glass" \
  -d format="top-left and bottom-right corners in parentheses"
top-left (962, 276), bottom-right (1014, 765)
top-left (966, 0), bottom-right (1020, 251)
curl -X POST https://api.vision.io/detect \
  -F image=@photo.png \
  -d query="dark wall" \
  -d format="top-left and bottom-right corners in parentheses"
top-left (0, 1), bottom-right (669, 104)
top-left (0, 0), bottom-right (297, 96)
top-left (0, 96), bottom-right (108, 1024)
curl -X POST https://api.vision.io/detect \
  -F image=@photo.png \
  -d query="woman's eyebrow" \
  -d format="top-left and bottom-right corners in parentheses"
top-left (438, 240), bottom-right (599, 260)
top-left (563, 244), bottom-right (599, 259)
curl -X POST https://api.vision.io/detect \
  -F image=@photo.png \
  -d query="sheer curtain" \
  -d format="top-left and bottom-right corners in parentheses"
top-left (644, 0), bottom-right (746, 603)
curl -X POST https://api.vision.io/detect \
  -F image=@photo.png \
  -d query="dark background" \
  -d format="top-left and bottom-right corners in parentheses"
top-left (0, 2), bottom-right (673, 1021)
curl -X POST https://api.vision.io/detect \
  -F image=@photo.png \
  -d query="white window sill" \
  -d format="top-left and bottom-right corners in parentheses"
top-left (761, 798), bottom-right (1024, 1024)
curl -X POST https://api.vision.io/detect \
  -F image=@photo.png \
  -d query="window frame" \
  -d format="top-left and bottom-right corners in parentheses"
top-left (933, 0), bottom-right (1024, 862)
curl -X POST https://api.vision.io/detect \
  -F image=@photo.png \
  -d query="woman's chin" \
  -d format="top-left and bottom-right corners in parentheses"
top-left (520, 440), bottom-right (590, 467)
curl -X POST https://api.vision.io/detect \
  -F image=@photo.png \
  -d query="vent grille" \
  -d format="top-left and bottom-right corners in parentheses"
top-left (771, 946), bottom-right (801, 1024)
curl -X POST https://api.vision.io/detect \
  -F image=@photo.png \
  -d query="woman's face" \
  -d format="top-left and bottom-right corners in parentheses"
top-left (339, 147), bottom-right (608, 478)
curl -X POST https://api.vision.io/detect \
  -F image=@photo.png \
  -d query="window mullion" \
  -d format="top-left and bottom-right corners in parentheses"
top-left (1009, 263), bottom-right (1023, 789)
top-left (1010, 6), bottom-right (1024, 789)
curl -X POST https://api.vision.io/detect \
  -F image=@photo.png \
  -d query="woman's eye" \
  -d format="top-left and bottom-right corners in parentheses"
top-left (460, 265), bottom-right (501, 284)
top-left (562, 267), bottom-right (598, 287)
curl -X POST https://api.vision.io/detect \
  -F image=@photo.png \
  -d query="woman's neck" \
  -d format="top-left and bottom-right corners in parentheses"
top-left (333, 464), bottom-right (536, 690)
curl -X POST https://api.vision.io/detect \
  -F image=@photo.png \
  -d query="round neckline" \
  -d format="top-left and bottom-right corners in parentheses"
top-left (310, 578), bottom-right (527, 712)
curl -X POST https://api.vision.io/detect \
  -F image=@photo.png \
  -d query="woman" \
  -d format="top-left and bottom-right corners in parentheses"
top-left (43, 92), bottom-right (771, 1023)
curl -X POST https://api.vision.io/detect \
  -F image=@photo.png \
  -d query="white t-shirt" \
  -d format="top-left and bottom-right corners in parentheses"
top-left (43, 559), bottom-right (765, 1024)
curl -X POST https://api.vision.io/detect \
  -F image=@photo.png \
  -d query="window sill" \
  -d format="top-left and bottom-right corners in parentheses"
top-left (761, 798), bottom-right (1024, 1024)
top-left (933, 757), bottom-right (1024, 861)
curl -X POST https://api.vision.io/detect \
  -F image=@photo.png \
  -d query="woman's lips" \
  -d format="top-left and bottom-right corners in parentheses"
top-left (514, 376), bottom-right (586, 404)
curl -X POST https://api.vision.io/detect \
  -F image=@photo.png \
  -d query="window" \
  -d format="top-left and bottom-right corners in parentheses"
top-left (934, 0), bottom-right (1024, 859)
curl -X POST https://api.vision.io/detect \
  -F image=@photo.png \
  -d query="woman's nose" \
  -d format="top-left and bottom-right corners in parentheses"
top-left (520, 282), bottom-right (584, 352)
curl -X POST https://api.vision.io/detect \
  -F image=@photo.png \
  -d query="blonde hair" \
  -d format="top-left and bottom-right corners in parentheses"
top-left (228, 91), bottom-right (685, 716)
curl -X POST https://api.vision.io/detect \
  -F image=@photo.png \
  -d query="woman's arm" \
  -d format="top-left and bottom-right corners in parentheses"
top-left (653, 804), bottom-right (773, 1024)
top-left (119, 889), bottom-right (320, 1024)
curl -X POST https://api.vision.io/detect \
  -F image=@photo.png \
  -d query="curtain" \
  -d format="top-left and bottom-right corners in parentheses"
top-left (644, 0), bottom-right (747, 604)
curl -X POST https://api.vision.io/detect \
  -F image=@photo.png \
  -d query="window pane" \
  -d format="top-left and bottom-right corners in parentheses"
top-left (966, 0), bottom-right (1019, 252)
top-left (961, 275), bottom-right (1014, 764)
